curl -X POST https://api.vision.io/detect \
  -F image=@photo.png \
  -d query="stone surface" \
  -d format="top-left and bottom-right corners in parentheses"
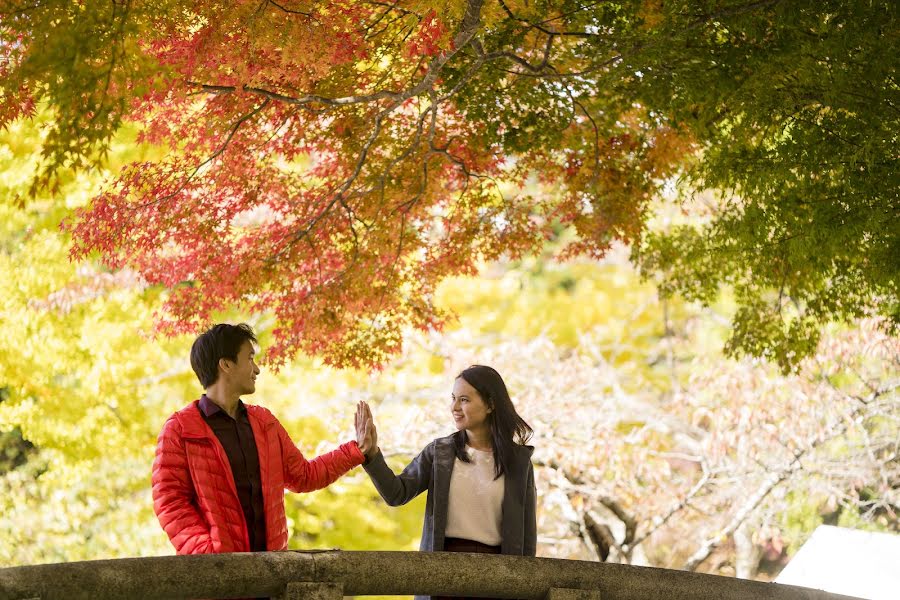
top-left (545, 588), bottom-right (603, 600)
top-left (280, 581), bottom-right (343, 600)
top-left (0, 550), bottom-right (866, 600)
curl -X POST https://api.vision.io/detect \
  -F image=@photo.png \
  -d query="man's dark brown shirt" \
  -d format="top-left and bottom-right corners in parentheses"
top-left (198, 394), bottom-right (267, 552)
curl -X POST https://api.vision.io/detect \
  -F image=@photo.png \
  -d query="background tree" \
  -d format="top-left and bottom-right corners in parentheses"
top-left (378, 252), bottom-right (898, 574)
top-left (0, 118), bottom-right (424, 569)
top-left (2, 113), bottom-right (896, 581)
top-left (1, 3), bottom-right (897, 592)
top-left (2, 0), bottom-right (894, 369)
top-left (321, 249), bottom-right (899, 578)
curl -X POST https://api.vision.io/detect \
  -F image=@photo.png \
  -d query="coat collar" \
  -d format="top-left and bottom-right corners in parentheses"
top-left (176, 399), bottom-right (276, 439)
top-left (176, 400), bottom-right (212, 439)
top-left (433, 434), bottom-right (534, 470)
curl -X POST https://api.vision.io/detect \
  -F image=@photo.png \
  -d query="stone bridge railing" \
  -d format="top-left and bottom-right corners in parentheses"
top-left (0, 551), bottom-right (860, 600)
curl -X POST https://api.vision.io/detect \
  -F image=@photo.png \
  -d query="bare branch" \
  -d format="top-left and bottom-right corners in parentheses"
top-left (584, 510), bottom-right (617, 561)
top-left (566, 88), bottom-right (602, 179)
top-left (498, 0), bottom-right (601, 38)
top-left (630, 460), bottom-right (711, 549)
top-left (683, 384), bottom-right (895, 571)
top-left (266, 0), bottom-right (311, 17)
top-left (596, 495), bottom-right (638, 547)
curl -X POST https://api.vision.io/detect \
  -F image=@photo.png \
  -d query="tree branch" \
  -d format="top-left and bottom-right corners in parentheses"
top-left (133, 99), bottom-right (271, 209)
top-left (630, 460), bottom-right (710, 549)
top-left (683, 384), bottom-right (895, 571)
top-left (266, 0), bottom-right (311, 17)
top-left (268, 0), bottom-right (486, 261)
top-left (498, 0), bottom-right (603, 38)
top-left (596, 495), bottom-right (638, 547)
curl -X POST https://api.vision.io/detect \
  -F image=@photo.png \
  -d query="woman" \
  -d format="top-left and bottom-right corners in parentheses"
top-left (356, 365), bottom-right (536, 600)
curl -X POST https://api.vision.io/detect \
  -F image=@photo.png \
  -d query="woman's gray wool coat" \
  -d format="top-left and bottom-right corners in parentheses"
top-left (363, 434), bottom-right (537, 599)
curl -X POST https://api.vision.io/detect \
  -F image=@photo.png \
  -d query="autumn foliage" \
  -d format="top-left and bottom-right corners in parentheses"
top-left (2, 0), bottom-right (895, 368)
top-left (0, 0), bottom-right (690, 367)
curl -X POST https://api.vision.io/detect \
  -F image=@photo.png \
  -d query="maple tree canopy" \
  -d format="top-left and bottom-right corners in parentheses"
top-left (1, 0), bottom-right (896, 369)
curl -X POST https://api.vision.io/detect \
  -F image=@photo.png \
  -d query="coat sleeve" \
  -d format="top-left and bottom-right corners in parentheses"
top-left (524, 460), bottom-right (537, 556)
top-left (362, 442), bottom-right (434, 507)
top-left (151, 417), bottom-right (214, 554)
top-left (276, 418), bottom-right (365, 493)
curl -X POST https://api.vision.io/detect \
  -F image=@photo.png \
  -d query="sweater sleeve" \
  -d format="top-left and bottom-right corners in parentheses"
top-left (151, 417), bottom-right (214, 554)
top-left (362, 442), bottom-right (434, 507)
top-left (276, 418), bottom-right (365, 493)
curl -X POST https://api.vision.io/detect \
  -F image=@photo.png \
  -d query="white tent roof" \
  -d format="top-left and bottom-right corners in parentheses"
top-left (774, 525), bottom-right (900, 600)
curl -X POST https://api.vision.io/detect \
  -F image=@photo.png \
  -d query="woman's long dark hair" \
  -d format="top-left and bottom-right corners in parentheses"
top-left (452, 365), bottom-right (533, 479)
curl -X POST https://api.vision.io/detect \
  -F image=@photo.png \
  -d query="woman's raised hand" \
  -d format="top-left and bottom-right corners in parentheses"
top-left (355, 400), bottom-right (379, 459)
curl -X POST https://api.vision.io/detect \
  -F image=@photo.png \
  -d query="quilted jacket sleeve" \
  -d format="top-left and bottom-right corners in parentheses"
top-left (362, 442), bottom-right (433, 507)
top-left (276, 418), bottom-right (365, 493)
top-left (151, 416), bottom-right (214, 554)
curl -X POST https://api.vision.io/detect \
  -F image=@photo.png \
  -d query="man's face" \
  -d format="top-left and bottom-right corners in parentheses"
top-left (223, 340), bottom-right (260, 396)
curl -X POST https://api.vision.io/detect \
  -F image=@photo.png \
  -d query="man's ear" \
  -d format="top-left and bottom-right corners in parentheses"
top-left (218, 357), bottom-right (232, 376)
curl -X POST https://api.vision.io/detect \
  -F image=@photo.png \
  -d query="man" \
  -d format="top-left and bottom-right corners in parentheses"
top-left (152, 323), bottom-right (376, 554)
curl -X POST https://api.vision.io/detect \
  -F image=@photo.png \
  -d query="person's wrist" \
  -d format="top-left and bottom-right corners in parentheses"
top-left (354, 439), bottom-right (373, 455)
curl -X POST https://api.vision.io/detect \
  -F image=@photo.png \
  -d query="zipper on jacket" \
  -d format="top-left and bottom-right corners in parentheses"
top-left (186, 435), bottom-right (252, 551)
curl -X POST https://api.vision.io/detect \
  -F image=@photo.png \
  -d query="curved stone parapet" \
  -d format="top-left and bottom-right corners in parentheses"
top-left (0, 550), bottom-right (862, 600)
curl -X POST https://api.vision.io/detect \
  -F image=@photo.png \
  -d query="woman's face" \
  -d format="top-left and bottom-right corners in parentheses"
top-left (450, 377), bottom-right (491, 433)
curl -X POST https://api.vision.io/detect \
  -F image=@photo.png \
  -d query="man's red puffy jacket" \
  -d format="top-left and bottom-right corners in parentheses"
top-left (151, 400), bottom-right (364, 554)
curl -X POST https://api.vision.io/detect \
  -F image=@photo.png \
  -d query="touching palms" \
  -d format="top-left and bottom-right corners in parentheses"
top-left (355, 401), bottom-right (378, 459)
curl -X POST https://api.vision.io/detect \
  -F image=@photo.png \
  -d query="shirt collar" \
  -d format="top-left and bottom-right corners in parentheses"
top-left (199, 394), bottom-right (245, 418)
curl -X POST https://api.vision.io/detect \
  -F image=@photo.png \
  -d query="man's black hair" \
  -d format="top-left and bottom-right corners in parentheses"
top-left (190, 323), bottom-right (258, 388)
